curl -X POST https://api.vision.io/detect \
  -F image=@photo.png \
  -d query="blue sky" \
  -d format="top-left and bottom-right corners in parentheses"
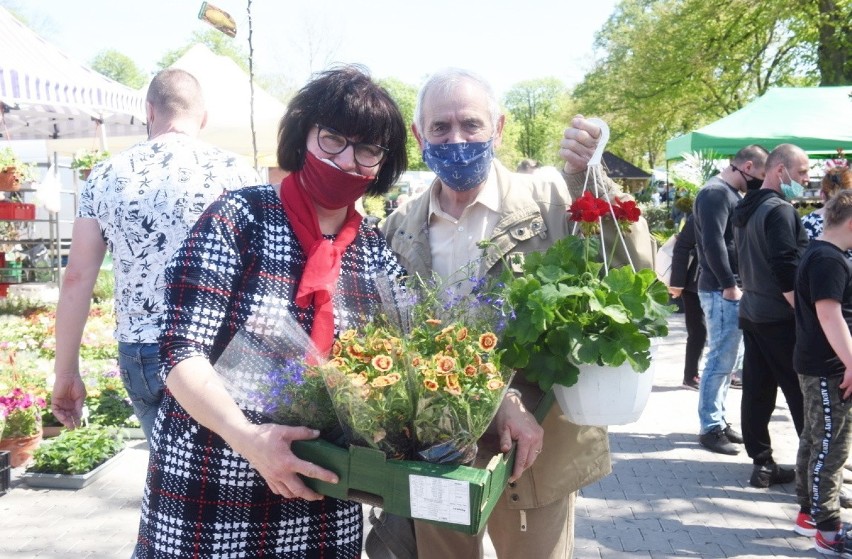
top-left (3, 0), bottom-right (617, 96)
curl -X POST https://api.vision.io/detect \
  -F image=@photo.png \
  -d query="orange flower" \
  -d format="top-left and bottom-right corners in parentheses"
top-left (411, 356), bottom-right (423, 368)
top-left (463, 364), bottom-right (477, 377)
top-left (479, 362), bottom-right (497, 376)
top-left (478, 332), bottom-right (498, 351)
top-left (425, 318), bottom-right (442, 326)
top-left (444, 384), bottom-right (462, 396)
top-left (327, 357), bottom-right (347, 370)
top-left (331, 340), bottom-right (342, 356)
top-left (349, 372), bottom-right (369, 387)
top-left (487, 378), bottom-right (505, 391)
top-left (346, 343), bottom-right (368, 361)
top-left (371, 354), bottom-right (393, 372)
top-left (385, 372), bottom-right (402, 385)
top-left (423, 379), bottom-right (439, 392)
top-left (472, 354), bottom-right (483, 366)
top-left (371, 375), bottom-right (392, 388)
top-left (456, 327), bottom-right (469, 342)
top-left (339, 329), bottom-right (357, 342)
top-left (445, 373), bottom-right (461, 392)
top-left (435, 355), bottom-right (456, 373)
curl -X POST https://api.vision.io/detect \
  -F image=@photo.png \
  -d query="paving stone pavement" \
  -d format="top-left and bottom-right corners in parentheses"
top-left (0, 314), bottom-right (824, 558)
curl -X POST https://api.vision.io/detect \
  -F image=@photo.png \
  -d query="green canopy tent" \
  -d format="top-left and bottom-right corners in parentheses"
top-left (665, 86), bottom-right (852, 160)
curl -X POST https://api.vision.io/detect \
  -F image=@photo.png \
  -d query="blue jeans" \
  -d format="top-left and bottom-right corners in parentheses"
top-left (697, 291), bottom-right (742, 433)
top-left (117, 342), bottom-right (164, 442)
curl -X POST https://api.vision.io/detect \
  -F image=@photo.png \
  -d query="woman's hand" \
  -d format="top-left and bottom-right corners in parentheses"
top-left (235, 423), bottom-right (338, 501)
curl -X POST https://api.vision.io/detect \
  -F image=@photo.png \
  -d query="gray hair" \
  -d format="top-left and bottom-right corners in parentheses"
top-left (413, 68), bottom-right (501, 134)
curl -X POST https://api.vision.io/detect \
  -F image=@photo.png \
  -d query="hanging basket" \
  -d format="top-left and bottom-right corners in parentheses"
top-left (553, 340), bottom-right (658, 426)
top-left (0, 167), bottom-right (21, 192)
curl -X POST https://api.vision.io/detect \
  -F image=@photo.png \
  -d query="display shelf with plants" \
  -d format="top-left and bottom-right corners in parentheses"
top-left (70, 149), bottom-right (110, 181)
top-left (21, 425), bottom-right (125, 489)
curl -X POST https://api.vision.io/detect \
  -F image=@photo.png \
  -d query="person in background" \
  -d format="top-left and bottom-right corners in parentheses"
top-left (51, 68), bottom-right (261, 441)
top-left (133, 65), bottom-right (409, 558)
top-left (801, 157), bottom-right (852, 241)
top-left (693, 145), bottom-right (768, 455)
top-left (732, 143), bottom-right (808, 488)
top-left (668, 213), bottom-right (706, 390)
top-left (791, 189), bottom-right (852, 553)
top-left (516, 158), bottom-right (540, 174)
top-left (382, 67), bottom-right (654, 559)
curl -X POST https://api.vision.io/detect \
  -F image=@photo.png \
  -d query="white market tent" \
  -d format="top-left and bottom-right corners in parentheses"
top-left (46, 44), bottom-right (286, 167)
top-left (0, 6), bottom-right (146, 144)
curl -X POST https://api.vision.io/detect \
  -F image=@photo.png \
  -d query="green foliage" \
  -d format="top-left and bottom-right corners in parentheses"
top-left (0, 295), bottom-right (51, 317)
top-left (499, 236), bottom-right (672, 391)
top-left (362, 195), bottom-right (386, 220)
top-left (70, 149), bottom-right (110, 170)
top-left (378, 78), bottom-right (425, 171)
top-left (29, 425), bottom-right (124, 475)
top-left (92, 269), bottom-right (114, 304)
top-left (502, 78), bottom-right (573, 165)
top-left (573, 0), bottom-right (834, 167)
top-left (89, 49), bottom-right (147, 89)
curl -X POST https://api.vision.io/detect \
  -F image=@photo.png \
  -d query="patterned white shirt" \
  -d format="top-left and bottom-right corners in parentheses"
top-left (78, 133), bottom-right (261, 343)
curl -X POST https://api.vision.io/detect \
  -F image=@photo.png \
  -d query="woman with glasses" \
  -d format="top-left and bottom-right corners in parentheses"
top-left (134, 65), bottom-right (408, 558)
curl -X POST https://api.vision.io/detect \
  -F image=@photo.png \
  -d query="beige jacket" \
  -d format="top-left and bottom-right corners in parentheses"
top-left (382, 161), bottom-right (654, 508)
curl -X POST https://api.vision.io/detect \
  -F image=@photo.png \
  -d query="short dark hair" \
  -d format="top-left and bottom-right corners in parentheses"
top-left (824, 189), bottom-right (852, 229)
top-left (732, 144), bottom-right (769, 168)
top-left (277, 65), bottom-right (408, 195)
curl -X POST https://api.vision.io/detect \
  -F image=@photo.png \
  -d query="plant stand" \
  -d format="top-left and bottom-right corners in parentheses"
top-left (19, 449), bottom-right (126, 490)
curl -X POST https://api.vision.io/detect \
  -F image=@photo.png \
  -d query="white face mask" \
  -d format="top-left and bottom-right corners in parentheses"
top-left (780, 167), bottom-right (804, 199)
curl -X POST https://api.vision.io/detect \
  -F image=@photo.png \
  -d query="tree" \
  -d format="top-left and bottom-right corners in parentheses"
top-left (503, 79), bottom-right (573, 166)
top-left (157, 29), bottom-right (249, 72)
top-left (90, 49), bottom-right (147, 89)
top-left (378, 78), bottom-right (426, 171)
top-left (571, 0), bottom-right (843, 168)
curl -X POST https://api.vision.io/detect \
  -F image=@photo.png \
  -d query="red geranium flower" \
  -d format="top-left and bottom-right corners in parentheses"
top-left (569, 191), bottom-right (611, 223)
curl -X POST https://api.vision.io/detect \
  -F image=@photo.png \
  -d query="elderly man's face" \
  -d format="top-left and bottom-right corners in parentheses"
top-left (416, 79), bottom-right (503, 148)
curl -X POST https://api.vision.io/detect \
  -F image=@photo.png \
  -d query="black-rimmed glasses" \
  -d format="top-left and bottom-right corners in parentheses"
top-left (316, 124), bottom-right (388, 168)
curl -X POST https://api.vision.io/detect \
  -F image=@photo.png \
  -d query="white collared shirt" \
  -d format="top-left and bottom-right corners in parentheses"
top-left (427, 165), bottom-right (501, 296)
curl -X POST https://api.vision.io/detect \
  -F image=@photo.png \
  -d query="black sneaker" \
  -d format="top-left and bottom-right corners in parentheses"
top-left (750, 461), bottom-right (795, 488)
top-left (683, 376), bottom-right (700, 390)
top-left (699, 426), bottom-right (740, 455)
top-left (723, 423), bottom-right (744, 444)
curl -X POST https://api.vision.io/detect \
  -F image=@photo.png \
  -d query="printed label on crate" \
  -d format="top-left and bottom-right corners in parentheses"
top-left (408, 474), bottom-right (470, 525)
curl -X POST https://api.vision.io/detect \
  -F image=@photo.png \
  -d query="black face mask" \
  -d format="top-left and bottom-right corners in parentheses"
top-left (733, 165), bottom-right (762, 191)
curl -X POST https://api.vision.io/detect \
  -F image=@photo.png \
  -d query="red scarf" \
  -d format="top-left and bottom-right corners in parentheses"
top-left (281, 172), bottom-right (363, 358)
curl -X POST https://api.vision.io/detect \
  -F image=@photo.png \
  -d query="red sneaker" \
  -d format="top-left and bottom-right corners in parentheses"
top-left (794, 512), bottom-right (816, 537)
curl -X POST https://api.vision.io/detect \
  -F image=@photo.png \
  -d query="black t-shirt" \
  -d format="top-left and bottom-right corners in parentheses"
top-left (794, 240), bottom-right (852, 376)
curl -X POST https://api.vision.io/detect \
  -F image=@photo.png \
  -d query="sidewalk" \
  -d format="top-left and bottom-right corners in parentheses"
top-left (0, 314), bottom-right (815, 558)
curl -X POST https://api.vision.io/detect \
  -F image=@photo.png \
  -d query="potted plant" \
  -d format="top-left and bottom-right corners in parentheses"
top-left (497, 190), bottom-right (673, 426)
top-left (70, 149), bottom-right (110, 181)
top-left (21, 425), bottom-right (125, 489)
top-left (0, 147), bottom-right (35, 192)
top-left (0, 387), bottom-right (46, 467)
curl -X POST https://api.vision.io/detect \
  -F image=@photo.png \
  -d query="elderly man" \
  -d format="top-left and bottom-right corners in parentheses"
top-left (732, 143), bottom-right (808, 488)
top-left (51, 69), bottom-right (261, 441)
top-left (382, 67), bottom-right (653, 559)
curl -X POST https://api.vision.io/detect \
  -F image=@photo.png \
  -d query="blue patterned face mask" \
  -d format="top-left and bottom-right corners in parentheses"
top-left (422, 140), bottom-right (494, 192)
top-left (780, 167), bottom-right (805, 199)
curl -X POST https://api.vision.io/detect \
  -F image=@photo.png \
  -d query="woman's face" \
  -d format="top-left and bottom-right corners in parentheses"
top-left (306, 125), bottom-right (386, 176)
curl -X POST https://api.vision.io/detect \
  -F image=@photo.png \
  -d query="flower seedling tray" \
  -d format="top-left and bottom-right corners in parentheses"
top-left (292, 391), bottom-right (553, 535)
top-left (19, 449), bottom-right (125, 490)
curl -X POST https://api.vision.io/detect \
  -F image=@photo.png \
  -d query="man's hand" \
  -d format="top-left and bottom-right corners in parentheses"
top-left (560, 115), bottom-right (602, 175)
top-left (722, 286), bottom-right (742, 302)
top-left (668, 287), bottom-right (684, 298)
top-left (51, 373), bottom-right (87, 429)
top-left (495, 391), bottom-right (544, 483)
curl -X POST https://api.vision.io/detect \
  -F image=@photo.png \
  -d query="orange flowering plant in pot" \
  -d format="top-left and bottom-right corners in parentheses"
top-left (316, 275), bottom-right (513, 464)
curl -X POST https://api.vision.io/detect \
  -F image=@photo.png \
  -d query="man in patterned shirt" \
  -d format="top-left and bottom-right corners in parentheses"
top-left (51, 68), bottom-right (261, 441)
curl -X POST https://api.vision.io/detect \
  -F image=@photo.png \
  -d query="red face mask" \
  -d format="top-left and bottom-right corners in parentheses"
top-left (298, 151), bottom-right (375, 210)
